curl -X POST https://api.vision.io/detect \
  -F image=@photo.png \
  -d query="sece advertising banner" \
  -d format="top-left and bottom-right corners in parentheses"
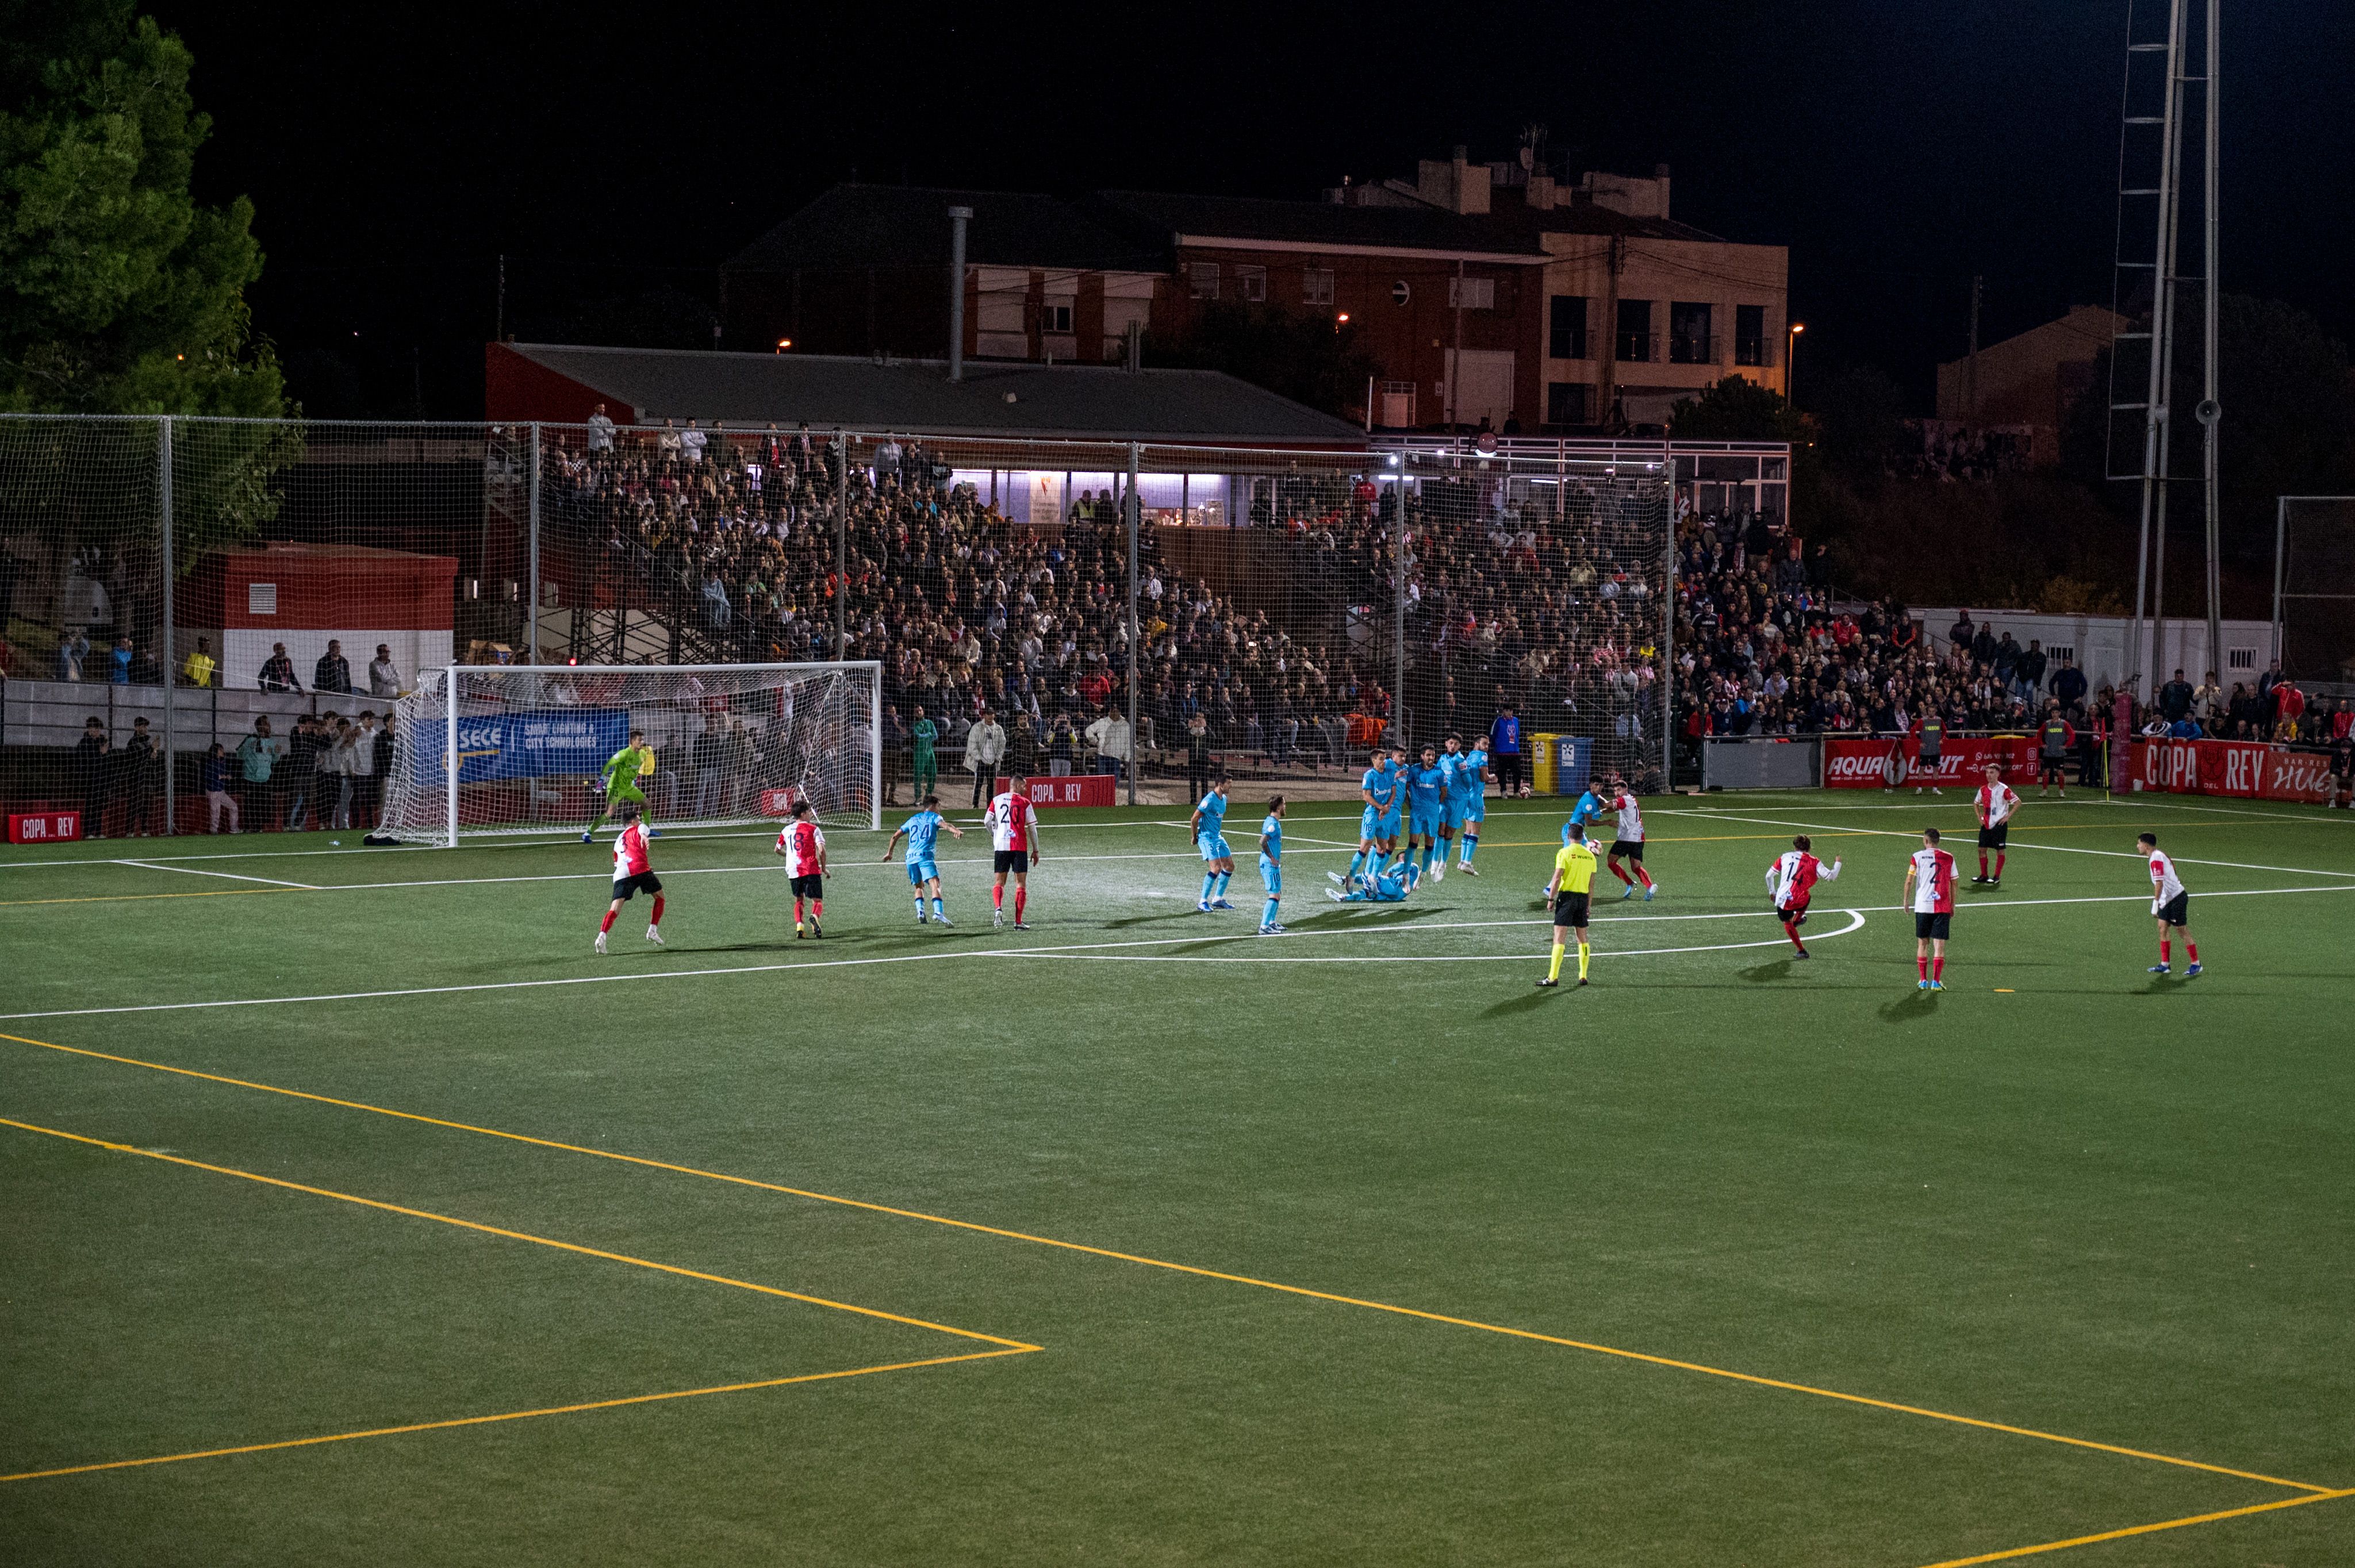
top-left (1822, 736), bottom-right (2039, 789)
top-left (451, 709), bottom-right (632, 784)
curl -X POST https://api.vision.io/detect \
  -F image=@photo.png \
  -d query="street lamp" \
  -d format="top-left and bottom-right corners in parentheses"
top-left (1786, 322), bottom-right (1805, 405)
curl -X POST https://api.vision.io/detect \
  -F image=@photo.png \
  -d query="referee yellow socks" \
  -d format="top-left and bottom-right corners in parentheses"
top-left (1578, 940), bottom-right (1591, 982)
top-left (1548, 941), bottom-right (1566, 982)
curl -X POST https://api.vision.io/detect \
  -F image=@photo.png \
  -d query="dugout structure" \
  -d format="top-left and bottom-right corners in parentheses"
top-left (379, 662), bottom-right (881, 846)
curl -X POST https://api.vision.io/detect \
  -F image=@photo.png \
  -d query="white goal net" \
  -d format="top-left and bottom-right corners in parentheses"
top-left (379, 663), bottom-right (880, 845)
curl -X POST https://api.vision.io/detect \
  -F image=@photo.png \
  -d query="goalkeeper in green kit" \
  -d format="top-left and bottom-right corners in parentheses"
top-left (582, 729), bottom-right (656, 841)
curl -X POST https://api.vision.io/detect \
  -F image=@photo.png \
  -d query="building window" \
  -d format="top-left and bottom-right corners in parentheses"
top-left (1188, 263), bottom-right (1220, 300)
top-left (1545, 382), bottom-right (1594, 425)
top-left (1548, 295), bottom-right (1589, 360)
top-left (1302, 267), bottom-right (1334, 306)
top-left (1669, 302), bottom-right (1714, 364)
top-left (1735, 304), bottom-right (1766, 366)
top-left (1616, 299), bottom-right (1654, 362)
top-left (1234, 264), bottom-right (1267, 303)
top-left (2227, 646), bottom-right (2256, 670)
top-left (1040, 301), bottom-right (1073, 333)
top-left (1446, 276), bottom-right (1496, 310)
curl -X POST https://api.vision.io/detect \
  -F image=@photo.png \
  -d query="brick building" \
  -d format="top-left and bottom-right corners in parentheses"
top-left (719, 148), bottom-right (1790, 435)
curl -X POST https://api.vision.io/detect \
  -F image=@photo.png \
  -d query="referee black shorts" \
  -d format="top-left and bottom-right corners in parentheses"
top-left (1977, 823), bottom-right (2008, 850)
top-left (1551, 890), bottom-right (1591, 929)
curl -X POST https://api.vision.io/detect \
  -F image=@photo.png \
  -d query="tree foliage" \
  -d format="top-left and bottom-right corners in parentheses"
top-left (0, 0), bottom-right (285, 416)
top-left (1148, 302), bottom-right (1382, 423)
top-left (1667, 375), bottom-right (1806, 444)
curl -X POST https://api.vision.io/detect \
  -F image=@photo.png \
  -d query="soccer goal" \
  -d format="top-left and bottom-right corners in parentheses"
top-left (378, 663), bottom-right (881, 846)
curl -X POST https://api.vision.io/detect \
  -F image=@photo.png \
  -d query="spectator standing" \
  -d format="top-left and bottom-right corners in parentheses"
top-left (964, 709), bottom-right (1007, 807)
top-left (236, 716), bottom-right (285, 828)
top-left (1489, 702), bottom-right (1524, 797)
top-left (679, 418), bottom-right (707, 464)
top-left (2192, 669), bottom-right (2224, 725)
top-left (123, 716), bottom-right (160, 835)
top-left (258, 643), bottom-right (301, 693)
top-left (369, 644), bottom-right (403, 699)
top-left (692, 715), bottom-right (727, 818)
top-left (2051, 652), bottom-right (2086, 714)
top-left (1086, 708), bottom-right (1130, 783)
top-left (314, 639), bottom-right (353, 695)
top-left (586, 403), bottom-right (616, 452)
top-left (880, 705), bottom-right (905, 804)
top-left (181, 636), bottom-right (217, 689)
top-left (284, 714), bottom-right (323, 830)
top-left (368, 712), bottom-right (396, 827)
top-left (73, 717), bottom-right (111, 837)
top-left (327, 716), bottom-right (362, 829)
top-left (2158, 669), bottom-right (2194, 725)
top-left (54, 629), bottom-right (89, 681)
top-left (1184, 712), bottom-right (1213, 801)
top-left (109, 636), bottom-right (133, 683)
top-left (202, 742), bottom-right (239, 833)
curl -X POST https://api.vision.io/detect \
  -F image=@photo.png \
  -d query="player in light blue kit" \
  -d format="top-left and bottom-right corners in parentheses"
top-left (1431, 735), bottom-right (1468, 882)
top-left (1453, 737), bottom-right (1490, 874)
top-left (1256, 795), bottom-right (1286, 934)
top-left (1341, 749), bottom-right (1400, 890)
top-left (1190, 776), bottom-right (1237, 910)
top-left (1404, 744), bottom-right (1447, 887)
top-left (1328, 858), bottom-right (1412, 902)
top-left (880, 792), bottom-right (965, 924)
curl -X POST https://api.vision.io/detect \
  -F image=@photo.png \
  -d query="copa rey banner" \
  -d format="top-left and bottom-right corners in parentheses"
top-left (445, 709), bottom-right (632, 783)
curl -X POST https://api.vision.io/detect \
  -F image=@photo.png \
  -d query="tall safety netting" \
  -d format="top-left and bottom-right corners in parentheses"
top-left (379, 662), bottom-right (880, 845)
top-left (2277, 497), bottom-right (2355, 690)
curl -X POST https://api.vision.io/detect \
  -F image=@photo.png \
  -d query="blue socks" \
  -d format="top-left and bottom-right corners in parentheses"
top-left (1345, 850), bottom-right (1367, 881)
top-left (1461, 836), bottom-right (1478, 864)
top-left (930, 896), bottom-right (944, 918)
top-left (1261, 897), bottom-right (1279, 926)
top-left (1213, 870), bottom-right (1231, 898)
top-left (1201, 872), bottom-right (1218, 902)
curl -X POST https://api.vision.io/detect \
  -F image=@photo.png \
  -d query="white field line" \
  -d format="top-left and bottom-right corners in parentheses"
top-left (114, 859), bottom-right (320, 890)
top-left (1655, 808), bottom-right (2355, 881)
top-left (6, 885), bottom-right (2348, 1021)
top-left (1048, 910), bottom-right (1870, 963)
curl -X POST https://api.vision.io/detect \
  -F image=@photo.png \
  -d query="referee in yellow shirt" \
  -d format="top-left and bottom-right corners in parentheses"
top-left (1539, 832), bottom-right (1601, 987)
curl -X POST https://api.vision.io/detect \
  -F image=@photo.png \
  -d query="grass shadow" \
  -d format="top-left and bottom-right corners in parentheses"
top-left (1878, 989), bottom-right (1941, 1022)
top-left (1739, 959), bottom-right (1793, 983)
top-left (1482, 987), bottom-right (1563, 1018)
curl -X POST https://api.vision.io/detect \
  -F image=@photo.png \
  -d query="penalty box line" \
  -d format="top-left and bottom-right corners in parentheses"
top-left (0, 1030), bottom-right (2334, 1502)
top-left (3, 882), bottom-right (2349, 1020)
top-left (0, 1111), bottom-right (1038, 1485)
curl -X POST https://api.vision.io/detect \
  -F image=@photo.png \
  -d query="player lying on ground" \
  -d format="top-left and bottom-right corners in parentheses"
top-left (1766, 835), bottom-right (1842, 959)
top-left (584, 729), bottom-right (654, 841)
top-left (776, 800), bottom-right (828, 938)
top-left (1256, 795), bottom-right (1286, 935)
top-left (595, 802), bottom-right (664, 954)
top-left (984, 775), bottom-right (1041, 929)
top-left (1902, 825), bottom-right (1956, 990)
top-left (2140, 832), bottom-right (2202, 977)
top-left (883, 793), bottom-right (964, 925)
top-left (1191, 777), bottom-right (1237, 911)
top-left (1326, 862), bottom-right (1412, 903)
top-left (1973, 763), bottom-right (2018, 886)
top-left (1537, 832), bottom-right (1601, 988)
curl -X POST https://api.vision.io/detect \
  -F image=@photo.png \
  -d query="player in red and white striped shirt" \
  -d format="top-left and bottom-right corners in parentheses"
top-left (774, 800), bottom-right (829, 939)
top-left (983, 776), bottom-right (1044, 929)
top-left (1972, 764), bottom-right (2020, 886)
top-left (1601, 775), bottom-right (1658, 901)
top-left (1764, 835), bottom-right (1842, 958)
top-left (2138, 831), bottom-right (2200, 977)
top-left (596, 804), bottom-right (665, 955)
top-left (1901, 826), bottom-right (1957, 990)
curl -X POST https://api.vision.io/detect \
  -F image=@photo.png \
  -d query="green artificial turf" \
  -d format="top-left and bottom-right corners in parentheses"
top-left (2, 790), bottom-right (2351, 1566)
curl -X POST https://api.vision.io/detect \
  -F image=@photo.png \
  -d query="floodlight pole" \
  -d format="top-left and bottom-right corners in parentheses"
top-left (159, 416), bottom-right (175, 835)
top-left (1126, 441), bottom-right (1141, 807)
top-left (2199, 0), bottom-right (2223, 690)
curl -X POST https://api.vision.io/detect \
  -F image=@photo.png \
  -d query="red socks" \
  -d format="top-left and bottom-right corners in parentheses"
top-left (1610, 864), bottom-right (1633, 886)
top-left (649, 896), bottom-right (664, 925)
top-left (1917, 955), bottom-right (1928, 979)
top-left (600, 909), bottom-right (617, 933)
top-left (1993, 854), bottom-right (2005, 879)
top-left (1636, 866), bottom-right (1654, 890)
top-left (2185, 941), bottom-right (2197, 962)
top-left (1978, 852), bottom-right (1989, 877)
top-left (812, 898), bottom-right (823, 918)
top-left (993, 886), bottom-right (1004, 909)
top-left (1014, 887), bottom-right (1027, 922)
top-left (794, 898), bottom-right (805, 922)
top-left (1932, 956), bottom-right (1944, 982)
top-left (2160, 939), bottom-right (2170, 963)
top-left (1784, 921), bottom-right (1804, 950)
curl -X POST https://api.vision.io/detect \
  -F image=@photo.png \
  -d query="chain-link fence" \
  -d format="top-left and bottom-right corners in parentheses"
top-left (2275, 495), bottom-right (2355, 687)
top-left (1, 413), bottom-right (1688, 835)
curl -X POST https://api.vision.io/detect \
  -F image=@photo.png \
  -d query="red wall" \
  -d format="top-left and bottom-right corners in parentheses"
top-left (485, 343), bottom-right (631, 425)
top-left (185, 545), bottom-right (458, 631)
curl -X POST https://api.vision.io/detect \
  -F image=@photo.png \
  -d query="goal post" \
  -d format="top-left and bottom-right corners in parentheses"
top-left (380, 663), bottom-right (883, 847)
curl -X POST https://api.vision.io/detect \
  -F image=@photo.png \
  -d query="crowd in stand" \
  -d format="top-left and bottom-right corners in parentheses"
top-left (63, 704), bottom-right (398, 836)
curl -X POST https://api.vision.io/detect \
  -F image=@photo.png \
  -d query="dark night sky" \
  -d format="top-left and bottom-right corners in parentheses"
top-left (155, 1), bottom-right (2355, 421)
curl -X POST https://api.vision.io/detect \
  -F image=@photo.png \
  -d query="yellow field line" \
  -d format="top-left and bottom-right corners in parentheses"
top-left (1911, 1486), bottom-right (2355, 1567)
top-left (5, 1032), bottom-right (2327, 1496)
top-left (0, 1113), bottom-right (1037, 1354)
top-left (0, 1348), bottom-right (1033, 1485)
